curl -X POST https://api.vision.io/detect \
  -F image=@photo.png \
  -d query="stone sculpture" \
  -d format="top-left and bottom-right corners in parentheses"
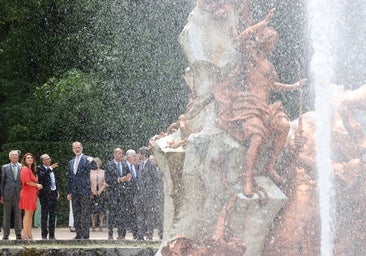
top-left (214, 7), bottom-right (305, 197)
top-left (265, 84), bottom-right (366, 255)
top-left (153, 1), bottom-right (292, 255)
top-left (151, 0), bottom-right (366, 255)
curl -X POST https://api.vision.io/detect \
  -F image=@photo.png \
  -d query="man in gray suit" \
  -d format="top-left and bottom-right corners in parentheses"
top-left (0, 150), bottom-right (22, 240)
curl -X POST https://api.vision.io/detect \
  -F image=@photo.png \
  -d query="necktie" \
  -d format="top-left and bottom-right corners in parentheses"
top-left (73, 156), bottom-right (80, 174)
top-left (12, 164), bottom-right (17, 180)
top-left (118, 162), bottom-right (122, 177)
top-left (130, 164), bottom-right (136, 179)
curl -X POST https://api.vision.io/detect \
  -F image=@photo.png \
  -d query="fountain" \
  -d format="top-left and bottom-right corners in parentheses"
top-left (151, 0), bottom-right (366, 255)
top-left (2, 0), bottom-right (366, 255)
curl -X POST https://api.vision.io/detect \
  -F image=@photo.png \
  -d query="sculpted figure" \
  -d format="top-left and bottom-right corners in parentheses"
top-left (214, 8), bottom-right (304, 197)
top-left (161, 157), bottom-right (247, 256)
top-left (265, 84), bottom-right (366, 255)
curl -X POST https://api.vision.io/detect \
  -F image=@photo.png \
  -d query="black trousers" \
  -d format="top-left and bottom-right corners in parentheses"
top-left (108, 201), bottom-right (127, 238)
top-left (72, 193), bottom-right (91, 239)
top-left (39, 190), bottom-right (58, 238)
top-left (135, 201), bottom-right (154, 239)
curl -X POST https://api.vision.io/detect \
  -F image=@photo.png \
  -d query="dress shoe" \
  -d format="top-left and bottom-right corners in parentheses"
top-left (2, 236), bottom-right (9, 240)
top-left (108, 236), bottom-right (114, 240)
top-left (117, 236), bottom-right (125, 240)
top-left (49, 236), bottom-right (56, 240)
top-left (16, 234), bottom-right (22, 240)
top-left (73, 236), bottom-right (82, 239)
top-left (42, 236), bottom-right (47, 240)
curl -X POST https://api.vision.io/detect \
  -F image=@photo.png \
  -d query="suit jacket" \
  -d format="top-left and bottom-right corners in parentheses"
top-left (67, 154), bottom-right (94, 196)
top-left (135, 159), bottom-right (159, 205)
top-left (1, 163), bottom-right (22, 200)
top-left (37, 164), bottom-right (58, 199)
top-left (105, 160), bottom-right (132, 203)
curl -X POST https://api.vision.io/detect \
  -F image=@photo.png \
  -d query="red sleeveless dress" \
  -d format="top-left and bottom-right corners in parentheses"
top-left (19, 166), bottom-right (38, 211)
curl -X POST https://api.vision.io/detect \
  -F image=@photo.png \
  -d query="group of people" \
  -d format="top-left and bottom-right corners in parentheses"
top-left (0, 141), bottom-right (164, 241)
top-left (0, 150), bottom-right (50, 240)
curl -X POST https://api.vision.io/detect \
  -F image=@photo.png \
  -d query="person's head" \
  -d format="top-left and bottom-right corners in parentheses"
top-left (256, 27), bottom-right (279, 55)
top-left (113, 148), bottom-right (124, 162)
top-left (125, 149), bottom-right (137, 164)
top-left (94, 157), bottom-right (102, 168)
top-left (40, 154), bottom-right (51, 167)
top-left (22, 153), bottom-right (36, 173)
top-left (9, 150), bottom-right (20, 164)
top-left (72, 141), bottom-right (83, 156)
top-left (139, 147), bottom-right (151, 161)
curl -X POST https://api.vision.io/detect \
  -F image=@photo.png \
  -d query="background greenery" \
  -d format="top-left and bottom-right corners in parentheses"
top-left (0, 0), bottom-right (312, 225)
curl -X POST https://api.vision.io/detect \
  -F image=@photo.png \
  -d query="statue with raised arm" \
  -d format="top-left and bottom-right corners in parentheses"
top-left (214, 8), bottom-right (305, 197)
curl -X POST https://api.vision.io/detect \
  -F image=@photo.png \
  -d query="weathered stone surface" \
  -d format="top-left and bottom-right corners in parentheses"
top-left (179, 5), bottom-right (239, 68)
top-left (0, 240), bottom-right (159, 256)
top-left (153, 122), bottom-right (286, 256)
top-left (153, 1), bottom-right (288, 255)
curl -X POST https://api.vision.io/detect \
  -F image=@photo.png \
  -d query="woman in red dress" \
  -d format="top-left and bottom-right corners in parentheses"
top-left (19, 153), bottom-right (43, 239)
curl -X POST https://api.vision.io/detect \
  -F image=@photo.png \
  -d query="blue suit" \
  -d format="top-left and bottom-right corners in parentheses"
top-left (67, 154), bottom-right (94, 239)
top-left (104, 160), bottom-right (131, 238)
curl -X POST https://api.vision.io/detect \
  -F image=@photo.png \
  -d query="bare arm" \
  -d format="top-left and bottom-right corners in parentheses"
top-left (273, 79), bottom-right (307, 92)
top-left (239, 8), bottom-right (275, 42)
top-left (26, 181), bottom-right (43, 190)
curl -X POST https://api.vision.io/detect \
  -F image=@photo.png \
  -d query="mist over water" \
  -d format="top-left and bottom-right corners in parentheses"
top-left (308, 0), bottom-right (339, 255)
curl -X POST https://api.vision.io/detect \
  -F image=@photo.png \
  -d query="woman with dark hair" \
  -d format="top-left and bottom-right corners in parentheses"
top-left (19, 153), bottom-right (43, 239)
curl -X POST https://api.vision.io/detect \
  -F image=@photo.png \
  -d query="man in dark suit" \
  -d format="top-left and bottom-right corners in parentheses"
top-left (125, 149), bottom-right (139, 239)
top-left (149, 154), bottom-right (164, 240)
top-left (0, 150), bottom-right (22, 240)
top-left (104, 147), bottom-right (133, 240)
top-left (135, 147), bottom-right (161, 240)
top-left (37, 154), bottom-right (60, 240)
top-left (66, 142), bottom-right (94, 239)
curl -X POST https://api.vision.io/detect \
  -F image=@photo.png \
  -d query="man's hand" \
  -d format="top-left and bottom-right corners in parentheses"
top-left (119, 173), bottom-right (132, 182)
top-left (67, 194), bottom-right (72, 201)
top-left (0, 197), bottom-right (3, 204)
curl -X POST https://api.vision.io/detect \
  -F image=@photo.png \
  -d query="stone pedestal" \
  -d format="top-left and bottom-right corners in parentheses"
top-left (153, 122), bottom-right (287, 255)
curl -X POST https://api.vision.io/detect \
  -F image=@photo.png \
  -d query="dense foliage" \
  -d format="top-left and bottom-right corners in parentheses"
top-left (0, 0), bottom-right (191, 226)
top-left (0, 0), bottom-right (191, 148)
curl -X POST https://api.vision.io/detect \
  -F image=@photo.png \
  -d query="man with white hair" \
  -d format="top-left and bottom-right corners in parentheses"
top-left (37, 154), bottom-right (59, 240)
top-left (124, 149), bottom-right (139, 239)
top-left (1, 150), bottom-right (22, 240)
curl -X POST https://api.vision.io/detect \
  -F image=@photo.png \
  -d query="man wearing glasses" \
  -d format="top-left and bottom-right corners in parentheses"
top-left (37, 154), bottom-right (60, 240)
